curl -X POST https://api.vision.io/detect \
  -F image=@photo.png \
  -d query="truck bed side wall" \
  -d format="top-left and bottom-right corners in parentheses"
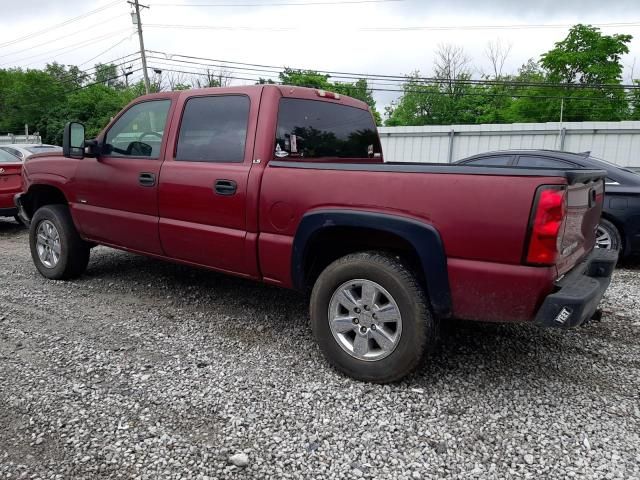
top-left (258, 165), bottom-right (563, 322)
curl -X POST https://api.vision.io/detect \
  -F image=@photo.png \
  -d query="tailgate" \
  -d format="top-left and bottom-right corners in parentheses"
top-left (556, 175), bottom-right (605, 276)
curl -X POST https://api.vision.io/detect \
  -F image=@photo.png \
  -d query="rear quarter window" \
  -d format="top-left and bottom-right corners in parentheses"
top-left (275, 98), bottom-right (381, 160)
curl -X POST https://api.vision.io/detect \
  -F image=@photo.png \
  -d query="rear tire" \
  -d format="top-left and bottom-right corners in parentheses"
top-left (310, 251), bottom-right (436, 383)
top-left (595, 219), bottom-right (622, 252)
top-left (29, 205), bottom-right (90, 280)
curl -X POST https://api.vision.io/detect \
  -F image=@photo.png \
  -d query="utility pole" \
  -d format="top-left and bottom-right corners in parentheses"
top-left (129, 0), bottom-right (150, 94)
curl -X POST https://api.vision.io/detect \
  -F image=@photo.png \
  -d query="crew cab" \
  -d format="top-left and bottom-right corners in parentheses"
top-left (16, 85), bottom-right (617, 383)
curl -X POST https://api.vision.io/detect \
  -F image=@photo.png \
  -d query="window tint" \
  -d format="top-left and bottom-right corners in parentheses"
top-left (517, 156), bottom-right (576, 168)
top-left (176, 95), bottom-right (250, 163)
top-left (275, 98), bottom-right (381, 160)
top-left (105, 100), bottom-right (171, 159)
top-left (464, 155), bottom-right (513, 166)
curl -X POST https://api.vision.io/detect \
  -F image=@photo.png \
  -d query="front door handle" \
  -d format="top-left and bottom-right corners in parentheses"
top-left (215, 179), bottom-right (237, 195)
top-left (139, 172), bottom-right (156, 187)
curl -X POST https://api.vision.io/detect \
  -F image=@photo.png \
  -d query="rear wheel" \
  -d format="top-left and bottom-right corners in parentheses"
top-left (310, 252), bottom-right (436, 383)
top-left (595, 219), bottom-right (622, 252)
top-left (29, 205), bottom-right (90, 280)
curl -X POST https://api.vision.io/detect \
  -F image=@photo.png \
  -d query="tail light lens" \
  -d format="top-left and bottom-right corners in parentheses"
top-left (525, 186), bottom-right (567, 265)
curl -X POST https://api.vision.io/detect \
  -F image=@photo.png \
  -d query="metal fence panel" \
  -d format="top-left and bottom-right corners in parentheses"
top-left (378, 121), bottom-right (640, 166)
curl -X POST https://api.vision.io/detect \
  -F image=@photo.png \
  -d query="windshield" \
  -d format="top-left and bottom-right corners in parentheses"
top-left (0, 149), bottom-right (19, 163)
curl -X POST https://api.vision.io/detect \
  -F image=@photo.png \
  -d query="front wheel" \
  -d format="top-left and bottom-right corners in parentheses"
top-left (29, 205), bottom-right (90, 280)
top-left (310, 252), bottom-right (436, 383)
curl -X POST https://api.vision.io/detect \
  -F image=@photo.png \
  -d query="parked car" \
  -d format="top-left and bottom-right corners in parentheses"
top-left (15, 85), bottom-right (616, 383)
top-left (0, 144), bottom-right (62, 161)
top-left (456, 150), bottom-right (640, 259)
top-left (0, 148), bottom-right (24, 224)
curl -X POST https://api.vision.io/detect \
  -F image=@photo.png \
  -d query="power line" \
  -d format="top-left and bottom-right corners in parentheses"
top-left (0, 14), bottom-right (130, 61)
top-left (146, 64), bottom-right (639, 104)
top-left (146, 50), bottom-right (640, 90)
top-left (143, 20), bottom-right (640, 33)
top-left (0, 0), bottom-right (122, 49)
top-left (3, 28), bottom-right (135, 68)
top-left (77, 39), bottom-right (138, 68)
top-left (152, 0), bottom-right (402, 5)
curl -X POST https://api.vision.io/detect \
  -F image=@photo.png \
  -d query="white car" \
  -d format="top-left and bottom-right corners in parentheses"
top-left (0, 144), bottom-right (62, 161)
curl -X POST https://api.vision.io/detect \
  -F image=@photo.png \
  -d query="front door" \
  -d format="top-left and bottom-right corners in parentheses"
top-left (72, 98), bottom-right (173, 254)
top-left (158, 92), bottom-right (259, 275)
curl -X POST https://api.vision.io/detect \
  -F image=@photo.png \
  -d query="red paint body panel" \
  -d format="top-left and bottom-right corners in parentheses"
top-left (0, 163), bottom-right (22, 210)
top-left (19, 85), bottom-right (605, 325)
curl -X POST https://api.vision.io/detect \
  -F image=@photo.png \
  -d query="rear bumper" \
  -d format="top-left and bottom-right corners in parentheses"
top-left (534, 248), bottom-right (618, 328)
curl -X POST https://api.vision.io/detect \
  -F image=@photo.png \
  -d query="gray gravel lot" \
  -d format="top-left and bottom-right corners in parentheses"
top-left (1, 218), bottom-right (639, 480)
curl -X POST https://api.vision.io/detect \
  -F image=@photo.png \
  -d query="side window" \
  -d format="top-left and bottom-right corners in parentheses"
top-left (517, 156), bottom-right (576, 168)
top-left (464, 155), bottom-right (513, 166)
top-left (105, 100), bottom-right (171, 159)
top-left (176, 95), bottom-right (250, 163)
top-left (275, 98), bottom-right (381, 160)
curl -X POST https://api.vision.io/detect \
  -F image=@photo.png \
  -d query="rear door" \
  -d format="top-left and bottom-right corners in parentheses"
top-left (72, 98), bottom-right (174, 254)
top-left (157, 89), bottom-right (261, 276)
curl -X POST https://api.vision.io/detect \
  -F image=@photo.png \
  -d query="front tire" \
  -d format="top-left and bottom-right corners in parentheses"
top-left (29, 205), bottom-right (90, 280)
top-left (310, 252), bottom-right (435, 383)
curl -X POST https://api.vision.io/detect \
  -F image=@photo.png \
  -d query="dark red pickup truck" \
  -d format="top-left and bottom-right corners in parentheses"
top-left (16, 85), bottom-right (617, 382)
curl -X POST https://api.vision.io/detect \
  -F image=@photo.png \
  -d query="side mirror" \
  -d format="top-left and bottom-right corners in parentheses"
top-left (63, 122), bottom-right (85, 159)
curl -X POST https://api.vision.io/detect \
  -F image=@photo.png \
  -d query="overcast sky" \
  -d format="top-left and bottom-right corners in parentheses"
top-left (1, 0), bottom-right (640, 108)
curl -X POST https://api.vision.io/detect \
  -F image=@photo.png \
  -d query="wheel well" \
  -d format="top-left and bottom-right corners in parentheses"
top-left (302, 226), bottom-right (425, 292)
top-left (24, 185), bottom-right (68, 218)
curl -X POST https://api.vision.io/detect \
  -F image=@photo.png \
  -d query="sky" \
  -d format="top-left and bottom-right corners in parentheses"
top-left (1, 0), bottom-right (640, 109)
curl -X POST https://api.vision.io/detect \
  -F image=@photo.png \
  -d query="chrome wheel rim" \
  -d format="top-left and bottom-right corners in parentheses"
top-left (328, 279), bottom-right (402, 362)
top-left (595, 225), bottom-right (612, 249)
top-left (36, 220), bottom-right (61, 268)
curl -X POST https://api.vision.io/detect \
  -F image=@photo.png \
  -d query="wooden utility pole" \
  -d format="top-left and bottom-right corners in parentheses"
top-left (129, 0), bottom-right (150, 94)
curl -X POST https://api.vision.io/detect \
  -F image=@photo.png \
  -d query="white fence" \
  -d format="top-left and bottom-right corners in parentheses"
top-left (0, 134), bottom-right (42, 145)
top-left (378, 121), bottom-right (640, 167)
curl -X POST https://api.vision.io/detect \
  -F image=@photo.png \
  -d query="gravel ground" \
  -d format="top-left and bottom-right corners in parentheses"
top-left (1, 217), bottom-right (639, 480)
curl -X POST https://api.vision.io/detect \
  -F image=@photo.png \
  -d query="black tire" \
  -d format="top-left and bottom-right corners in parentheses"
top-left (29, 205), bottom-right (90, 280)
top-left (310, 251), bottom-right (436, 383)
top-left (596, 218), bottom-right (622, 252)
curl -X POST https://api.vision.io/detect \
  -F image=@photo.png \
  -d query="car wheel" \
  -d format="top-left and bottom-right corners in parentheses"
top-left (595, 219), bottom-right (622, 252)
top-left (29, 205), bottom-right (90, 280)
top-left (310, 251), bottom-right (436, 383)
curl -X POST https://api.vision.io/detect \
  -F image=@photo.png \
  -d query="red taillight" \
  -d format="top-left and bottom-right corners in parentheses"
top-left (526, 187), bottom-right (567, 265)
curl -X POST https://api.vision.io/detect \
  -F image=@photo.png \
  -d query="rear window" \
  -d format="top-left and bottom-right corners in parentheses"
top-left (0, 149), bottom-right (18, 162)
top-left (464, 155), bottom-right (513, 166)
top-left (517, 156), bottom-right (577, 168)
top-left (275, 98), bottom-right (381, 160)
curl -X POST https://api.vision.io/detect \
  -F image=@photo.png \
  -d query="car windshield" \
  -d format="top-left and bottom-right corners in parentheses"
top-left (25, 145), bottom-right (61, 154)
top-left (588, 155), bottom-right (639, 174)
top-left (0, 149), bottom-right (19, 163)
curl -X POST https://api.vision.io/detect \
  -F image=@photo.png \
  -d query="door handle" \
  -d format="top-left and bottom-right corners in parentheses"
top-left (214, 179), bottom-right (237, 195)
top-left (139, 172), bottom-right (156, 187)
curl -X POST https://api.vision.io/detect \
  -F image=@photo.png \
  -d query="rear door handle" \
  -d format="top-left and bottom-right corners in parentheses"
top-left (215, 179), bottom-right (237, 195)
top-left (139, 172), bottom-right (156, 187)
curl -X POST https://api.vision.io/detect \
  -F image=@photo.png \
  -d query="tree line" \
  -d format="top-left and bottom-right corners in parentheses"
top-left (0, 24), bottom-right (638, 145)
